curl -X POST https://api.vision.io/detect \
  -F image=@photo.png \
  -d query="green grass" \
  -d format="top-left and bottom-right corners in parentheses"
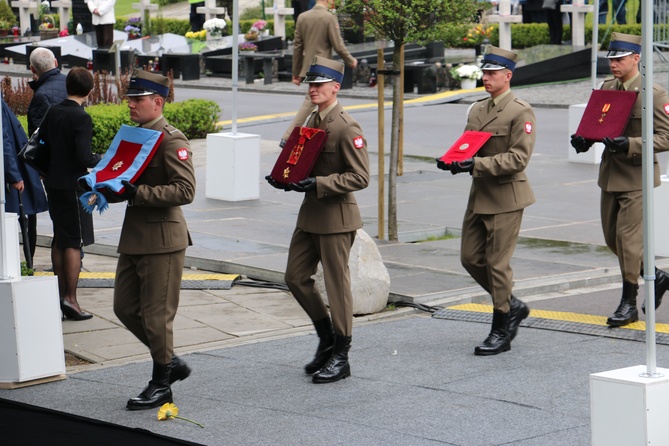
top-left (115, 0), bottom-right (150, 17)
top-left (114, 0), bottom-right (263, 19)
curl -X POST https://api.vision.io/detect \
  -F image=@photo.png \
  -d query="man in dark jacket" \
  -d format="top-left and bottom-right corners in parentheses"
top-left (28, 48), bottom-right (67, 135)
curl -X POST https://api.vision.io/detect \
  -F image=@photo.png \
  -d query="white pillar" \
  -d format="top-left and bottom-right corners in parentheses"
top-left (205, 132), bottom-right (260, 201)
top-left (591, 366), bottom-right (669, 445)
top-left (568, 103), bottom-right (605, 164)
top-left (0, 275), bottom-right (65, 386)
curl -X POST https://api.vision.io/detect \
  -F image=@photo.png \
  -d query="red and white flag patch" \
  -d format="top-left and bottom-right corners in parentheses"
top-left (177, 148), bottom-right (189, 161)
top-left (664, 103), bottom-right (669, 114)
top-left (353, 136), bottom-right (365, 149)
top-left (525, 122), bottom-right (533, 134)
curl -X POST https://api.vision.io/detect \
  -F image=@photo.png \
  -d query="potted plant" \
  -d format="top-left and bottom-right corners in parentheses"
top-left (252, 19), bottom-right (268, 37)
top-left (0, 0), bottom-right (17, 36)
top-left (0, 21), bottom-right (10, 37)
top-left (37, 1), bottom-right (59, 40)
top-left (239, 42), bottom-right (258, 53)
top-left (450, 64), bottom-right (482, 90)
top-left (124, 17), bottom-right (141, 40)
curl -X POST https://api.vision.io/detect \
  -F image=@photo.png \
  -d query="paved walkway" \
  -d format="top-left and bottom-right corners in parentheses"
top-left (3, 48), bottom-right (669, 445)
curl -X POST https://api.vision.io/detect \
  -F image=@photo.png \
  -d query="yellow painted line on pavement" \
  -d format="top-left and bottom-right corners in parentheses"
top-left (215, 87), bottom-right (485, 127)
top-left (34, 272), bottom-right (241, 281)
top-left (449, 303), bottom-right (669, 334)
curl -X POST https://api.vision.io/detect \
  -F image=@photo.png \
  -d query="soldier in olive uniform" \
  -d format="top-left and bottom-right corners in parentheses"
top-left (571, 33), bottom-right (669, 327)
top-left (280, 0), bottom-right (357, 145)
top-left (267, 57), bottom-right (370, 383)
top-left (113, 71), bottom-right (196, 410)
top-left (437, 47), bottom-right (535, 356)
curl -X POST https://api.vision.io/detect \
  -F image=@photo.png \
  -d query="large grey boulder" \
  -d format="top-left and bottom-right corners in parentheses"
top-left (314, 229), bottom-right (390, 315)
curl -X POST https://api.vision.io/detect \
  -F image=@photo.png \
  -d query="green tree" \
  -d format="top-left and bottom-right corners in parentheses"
top-left (341, 0), bottom-right (477, 240)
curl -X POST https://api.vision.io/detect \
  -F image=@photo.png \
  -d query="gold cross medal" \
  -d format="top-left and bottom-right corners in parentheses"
top-left (599, 103), bottom-right (611, 124)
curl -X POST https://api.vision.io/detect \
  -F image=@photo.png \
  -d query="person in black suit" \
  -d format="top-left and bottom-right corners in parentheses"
top-left (40, 67), bottom-right (101, 321)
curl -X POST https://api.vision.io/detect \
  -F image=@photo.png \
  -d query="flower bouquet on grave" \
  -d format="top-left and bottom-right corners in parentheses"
top-left (185, 30), bottom-right (206, 41)
top-left (124, 17), bottom-right (141, 40)
top-left (450, 64), bottom-right (482, 81)
top-left (203, 18), bottom-right (226, 39)
top-left (252, 19), bottom-right (269, 36)
top-left (239, 42), bottom-right (257, 52)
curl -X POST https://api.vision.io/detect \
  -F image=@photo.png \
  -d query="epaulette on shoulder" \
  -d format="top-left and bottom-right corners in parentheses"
top-left (513, 97), bottom-right (531, 108)
top-left (163, 124), bottom-right (181, 135)
top-left (338, 109), bottom-right (351, 124)
top-left (474, 97), bottom-right (487, 104)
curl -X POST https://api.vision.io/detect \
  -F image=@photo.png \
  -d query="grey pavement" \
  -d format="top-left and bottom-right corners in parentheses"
top-left (3, 50), bottom-right (669, 445)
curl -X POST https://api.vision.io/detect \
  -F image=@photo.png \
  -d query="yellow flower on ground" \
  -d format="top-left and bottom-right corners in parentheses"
top-left (157, 402), bottom-right (178, 420)
top-left (157, 403), bottom-right (204, 428)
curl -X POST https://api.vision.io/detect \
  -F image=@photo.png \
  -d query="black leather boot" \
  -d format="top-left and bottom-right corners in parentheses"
top-left (475, 310), bottom-right (511, 356)
top-left (304, 317), bottom-right (334, 375)
top-left (169, 355), bottom-right (191, 384)
top-left (642, 268), bottom-right (669, 313)
top-left (312, 335), bottom-right (351, 383)
top-left (607, 282), bottom-right (639, 327)
top-left (508, 295), bottom-right (530, 341)
top-left (126, 362), bottom-right (173, 410)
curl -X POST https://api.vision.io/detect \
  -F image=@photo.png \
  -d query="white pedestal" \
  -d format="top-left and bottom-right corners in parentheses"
top-left (568, 103), bottom-right (605, 164)
top-left (0, 276), bottom-right (65, 386)
top-left (560, 4), bottom-right (594, 47)
top-left (591, 365), bottom-right (669, 445)
top-left (0, 214), bottom-right (22, 279)
top-left (654, 176), bottom-right (669, 256)
top-left (205, 132), bottom-right (260, 202)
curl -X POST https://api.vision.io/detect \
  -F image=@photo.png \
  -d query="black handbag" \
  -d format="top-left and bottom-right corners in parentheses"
top-left (18, 118), bottom-right (50, 177)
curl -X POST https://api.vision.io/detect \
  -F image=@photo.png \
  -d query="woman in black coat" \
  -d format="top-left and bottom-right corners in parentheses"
top-left (2, 98), bottom-right (49, 262)
top-left (40, 67), bottom-right (100, 321)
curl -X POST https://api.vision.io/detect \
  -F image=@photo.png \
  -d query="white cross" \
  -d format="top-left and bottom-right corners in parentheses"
top-left (560, 3), bottom-right (595, 47)
top-left (132, 0), bottom-right (158, 28)
top-left (263, 0), bottom-right (293, 39)
top-left (10, 0), bottom-right (37, 36)
top-left (51, 0), bottom-right (72, 31)
top-left (487, 0), bottom-right (522, 50)
top-left (196, 0), bottom-right (227, 21)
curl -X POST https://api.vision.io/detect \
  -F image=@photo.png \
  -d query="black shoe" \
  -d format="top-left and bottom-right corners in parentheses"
top-left (304, 318), bottom-right (334, 375)
top-left (475, 310), bottom-right (511, 356)
top-left (607, 282), bottom-right (639, 327)
top-left (126, 382), bottom-right (173, 411)
top-left (312, 335), bottom-right (351, 384)
top-left (508, 296), bottom-right (529, 341)
top-left (127, 362), bottom-right (173, 411)
top-left (170, 356), bottom-right (191, 384)
top-left (642, 268), bottom-right (669, 313)
top-left (60, 300), bottom-right (93, 321)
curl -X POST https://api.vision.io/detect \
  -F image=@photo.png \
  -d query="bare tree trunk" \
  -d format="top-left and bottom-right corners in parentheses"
top-left (388, 44), bottom-right (403, 241)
